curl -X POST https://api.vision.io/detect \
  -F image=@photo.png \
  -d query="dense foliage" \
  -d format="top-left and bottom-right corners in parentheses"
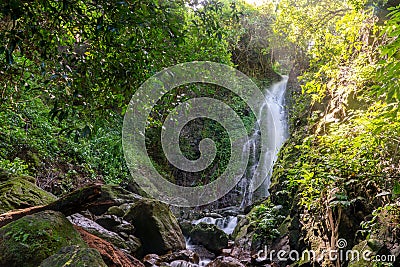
top-left (259, 0), bottom-right (400, 265)
top-left (0, 0), bottom-right (279, 194)
top-left (273, 0), bottom-right (400, 213)
top-left (1, 0), bottom-right (400, 265)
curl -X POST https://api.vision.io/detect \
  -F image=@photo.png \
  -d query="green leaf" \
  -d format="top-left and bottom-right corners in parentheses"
top-left (392, 181), bottom-right (400, 197)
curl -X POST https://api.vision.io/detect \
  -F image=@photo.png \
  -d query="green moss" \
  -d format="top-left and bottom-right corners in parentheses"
top-left (40, 245), bottom-right (107, 267)
top-left (347, 240), bottom-right (375, 267)
top-left (0, 173), bottom-right (57, 213)
top-left (124, 199), bottom-right (185, 256)
top-left (277, 215), bottom-right (292, 235)
top-left (188, 222), bottom-right (229, 253)
top-left (0, 210), bottom-right (87, 267)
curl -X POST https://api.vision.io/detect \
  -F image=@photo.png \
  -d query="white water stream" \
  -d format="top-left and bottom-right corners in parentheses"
top-left (185, 77), bottom-right (289, 265)
top-left (192, 216), bottom-right (238, 235)
top-left (239, 75), bottom-right (289, 208)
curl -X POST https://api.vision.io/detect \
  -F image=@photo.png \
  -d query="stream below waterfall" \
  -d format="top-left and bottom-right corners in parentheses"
top-left (184, 76), bottom-right (289, 265)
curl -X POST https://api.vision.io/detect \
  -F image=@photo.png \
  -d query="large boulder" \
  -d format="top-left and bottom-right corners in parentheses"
top-left (40, 245), bottom-right (107, 267)
top-left (0, 171), bottom-right (56, 213)
top-left (187, 222), bottom-right (229, 254)
top-left (124, 199), bottom-right (186, 256)
top-left (0, 210), bottom-right (87, 267)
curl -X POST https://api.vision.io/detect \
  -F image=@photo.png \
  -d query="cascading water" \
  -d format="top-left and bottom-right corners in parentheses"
top-left (192, 216), bottom-right (238, 235)
top-left (184, 76), bottom-right (289, 265)
top-left (239, 75), bottom-right (289, 208)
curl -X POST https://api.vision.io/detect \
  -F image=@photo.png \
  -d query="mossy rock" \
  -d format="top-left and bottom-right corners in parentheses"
top-left (187, 222), bottom-right (229, 253)
top-left (179, 220), bottom-right (194, 236)
top-left (347, 240), bottom-right (386, 267)
top-left (0, 210), bottom-right (87, 267)
top-left (0, 172), bottom-right (56, 213)
top-left (124, 198), bottom-right (185, 256)
top-left (106, 206), bottom-right (125, 217)
top-left (40, 245), bottom-right (107, 267)
top-left (232, 215), bottom-right (251, 240)
top-left (277, 215), bottom-right (292, 235)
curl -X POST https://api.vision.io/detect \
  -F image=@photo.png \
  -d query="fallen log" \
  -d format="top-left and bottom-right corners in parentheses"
top-left (0, 184), bottom-right (102, 228)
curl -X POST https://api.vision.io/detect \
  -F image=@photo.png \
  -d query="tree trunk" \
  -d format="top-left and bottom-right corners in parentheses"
top-left (0, 184), bottom-right (102, 228)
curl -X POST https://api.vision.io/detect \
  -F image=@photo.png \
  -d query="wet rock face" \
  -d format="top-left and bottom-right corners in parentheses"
top-left (39, 245), bottom-right (107, 267)
top-left (0, 172), bottom-right (57, 213)
top-left (124, 198), bottom-right (186, 256)
top-left (0, 210), bottom-right (87, 267)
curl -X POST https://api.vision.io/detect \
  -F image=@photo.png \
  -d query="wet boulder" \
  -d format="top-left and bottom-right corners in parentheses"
top-left (124, 199), bottom-right (186, 256)
top-left (186, 222), bottom-right (229, 254)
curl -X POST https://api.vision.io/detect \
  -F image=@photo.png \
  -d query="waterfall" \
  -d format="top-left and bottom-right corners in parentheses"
top-left (239, 76), bottom-right (289, 208)
top-left (183, 76), bottom-right (289, 266)
top-left (192, 216), bottom-right (238, 235)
